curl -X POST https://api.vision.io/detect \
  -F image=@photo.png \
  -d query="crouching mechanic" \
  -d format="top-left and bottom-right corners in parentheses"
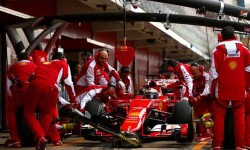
top-left (76, 83), bottom-right (120, 132)
top-left (110, 66), bottom-right (133, 99)
top-left (189, 63), bottom-right (213, 142)
top-left (23, 52), bottom-right (78, 150)
top-left (76, 83), bottom-right (117, 112)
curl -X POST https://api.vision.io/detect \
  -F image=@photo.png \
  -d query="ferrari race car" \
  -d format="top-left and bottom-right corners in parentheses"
top-left (80, 74), bottom-right (195, 147)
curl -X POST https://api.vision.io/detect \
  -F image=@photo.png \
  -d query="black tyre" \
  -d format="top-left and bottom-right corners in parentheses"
top-left (173, 101), bottom-right (192, 124)
top-left (223, 108), bottom-right (235, 149)
top-left (85, 101), bottom-right (104, 116)
top-left (173, 101), bottom-right (194, 143)
top-left (81, 128), bottom-right (99, 141)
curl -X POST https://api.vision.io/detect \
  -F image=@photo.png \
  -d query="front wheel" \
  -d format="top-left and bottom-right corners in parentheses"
top-left (173, 101), bottom-right (194, 143)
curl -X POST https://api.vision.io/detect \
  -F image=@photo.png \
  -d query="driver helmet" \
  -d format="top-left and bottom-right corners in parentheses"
top-left (145, 88), bottom-right (159, 99)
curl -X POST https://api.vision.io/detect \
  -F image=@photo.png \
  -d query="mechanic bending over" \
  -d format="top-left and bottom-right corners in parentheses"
top-left (209, 26), bottom-right (250, 150)
top-left (189, 63), bottom-right (213, 142)
top-left (163, 59), bottom-right (193, 100)
top-left (23, 52), bottom-right (78, 150)
top-left (76, 83), bottom-right (117, 112)
top-left (5, 52), bottom-right (37, 148)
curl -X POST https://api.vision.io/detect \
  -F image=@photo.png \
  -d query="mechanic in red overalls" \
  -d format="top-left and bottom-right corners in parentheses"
top-left (5, 52), bottom-right (37, 148)
top-left (23, 52), bottom-right (78, 150)
top-left (74, 49), bottom-right (122, 96)
top-left (111, 66), bottom-right (133, 99)
top-left (245, 70), bottom-right (250, 149)
top-left (165, 59), bottom-right (193, 100)
top-left (189, 63), bottom-right (213, 142)
top-left (76, 83), bottom-right (117, 112)
top-left (209, 26), bottom-right (250, 150)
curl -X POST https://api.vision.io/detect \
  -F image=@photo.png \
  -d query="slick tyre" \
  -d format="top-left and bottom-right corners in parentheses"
top-left (173, 101), bottom-right (194, 143)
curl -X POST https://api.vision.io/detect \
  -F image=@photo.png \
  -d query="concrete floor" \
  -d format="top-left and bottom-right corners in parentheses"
top-left (0, 131), bottom-right (212, 150)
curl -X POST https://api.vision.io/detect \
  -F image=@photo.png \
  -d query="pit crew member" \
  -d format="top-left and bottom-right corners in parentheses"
top-left (111, 66), bottom-right (133, 99)
top-left (23, 52), bottom-right (78, 150)
top-left (209, 26), bottom-right (250, 150)
top-left (189, 63), bottom-right (213, 142)
top-left (74, 49), bottom-right (122, 96)
top-left (5, 52), bottom-right (37, 148)
top-left (163, 59), bottom-right (193, 100)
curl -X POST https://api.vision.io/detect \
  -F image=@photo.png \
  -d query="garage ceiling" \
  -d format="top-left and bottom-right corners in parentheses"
top-left (56, 0), bottom-right (202, 62)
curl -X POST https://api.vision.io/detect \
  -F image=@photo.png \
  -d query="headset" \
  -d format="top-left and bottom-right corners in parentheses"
top-left (190, 63), bottom-right (204, 72)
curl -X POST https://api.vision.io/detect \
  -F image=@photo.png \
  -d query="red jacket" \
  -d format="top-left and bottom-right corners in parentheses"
top-left (75, 59), bottom-right (120, 94)
top-left (192, 71), bottom-right (210, 97)
top-left (210, 40), bottom-right (250, 100)
top-left (33, 60), bottom-right (77, 103)
top-left (173, 63), bottom-right (193, 97)
top-left (7, 60), bottom-right (37, 97)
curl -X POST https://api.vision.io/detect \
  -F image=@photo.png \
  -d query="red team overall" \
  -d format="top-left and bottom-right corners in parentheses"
top-left (6, 52), bottom-right (37, 147)
top-left (245, 69), bottom-right (250, 149)
top-left (74, 49), bottom-right (121, 96)
top-left (166, 59), bottom-right (193, 100)
top-left (210, 26), bottom-right (250, 149)
top-left (23, 52), bottom-right (77, 150)
top-left (190, 63), bottom-right (213, 142)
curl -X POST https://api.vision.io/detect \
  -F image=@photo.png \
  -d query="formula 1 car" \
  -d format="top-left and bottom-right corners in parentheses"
top-left (81, 74), bottom-right (195, 147)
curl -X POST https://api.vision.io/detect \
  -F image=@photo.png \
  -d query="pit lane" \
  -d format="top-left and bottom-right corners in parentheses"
top-left (0, 134), bottom-right (212, 150)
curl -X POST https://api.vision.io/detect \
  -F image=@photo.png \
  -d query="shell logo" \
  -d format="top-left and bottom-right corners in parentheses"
top-left (130, 112), bottom-right (140, 117)
top-left (159, 101), bottom-right (162, 111)
top-left (18, 62), bottom-right (26, 66)
top-left (43, 62), bottom-right (51, 65)
top-left (228, 61), bottom-right (237, 70)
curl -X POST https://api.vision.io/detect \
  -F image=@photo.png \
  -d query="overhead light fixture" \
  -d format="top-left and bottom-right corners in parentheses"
top-left (218, 1), bottom-right (225, 20)
top-left (131, 0), bottom-right (141, 9)
top-left (163, 14), bottom-right (171, 30)
top-left (110, 0), bottom-right (209, 60)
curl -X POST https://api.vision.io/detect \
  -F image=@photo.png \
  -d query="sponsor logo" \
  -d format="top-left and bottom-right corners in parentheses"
top-left (130, 112), bottom-right (140, 117)
top-left (228, 61), bottom-right (237, 70)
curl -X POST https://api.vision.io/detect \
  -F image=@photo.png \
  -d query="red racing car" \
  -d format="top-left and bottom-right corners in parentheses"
top-left (82, 74), bottom-right (195, 148)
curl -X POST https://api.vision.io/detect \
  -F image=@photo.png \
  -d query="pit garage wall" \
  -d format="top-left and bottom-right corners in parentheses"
top-left (93, 31), bottom-right (116, 67)
top-left (134, 48), bottom-right (162, 94)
